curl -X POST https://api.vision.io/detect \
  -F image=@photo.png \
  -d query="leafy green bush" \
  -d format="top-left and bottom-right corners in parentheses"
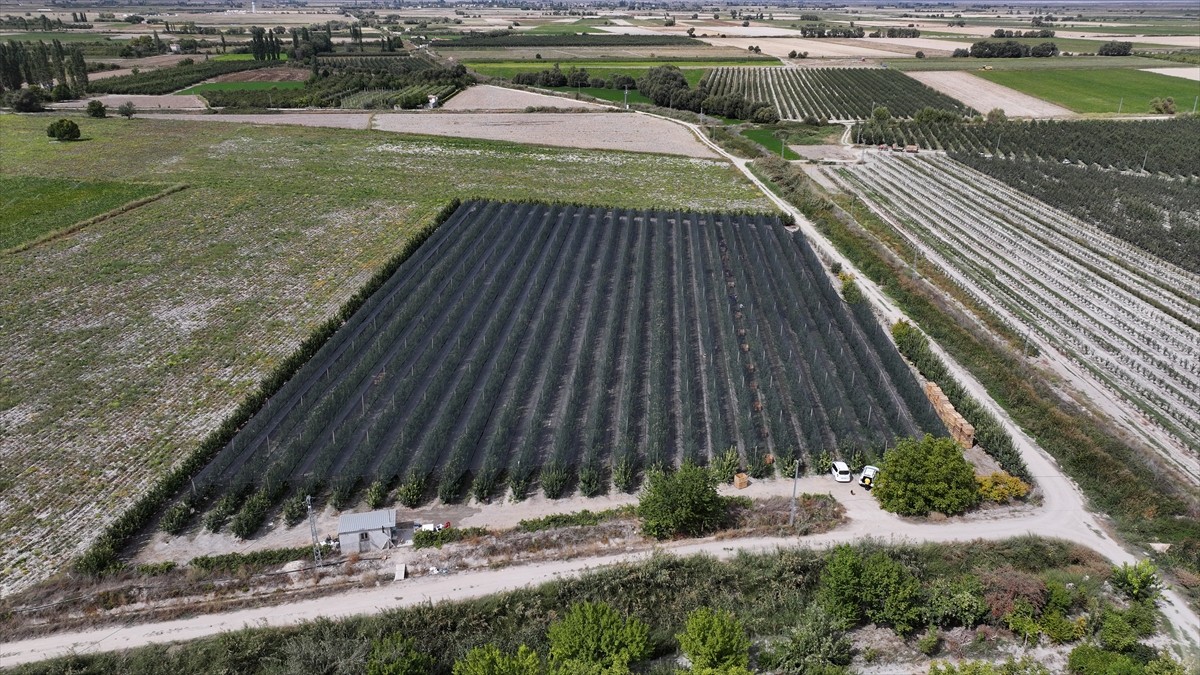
top-left (639, 463), bottom-right (725, 539)
top-left (86, 99), bottom-right (106, 117)
top-left (1110, 560), bottom-right (1161, 602)
top-left (1040, 611), bottom-right (1084, 644)
top-left (1067, 645), bottom-right (1141, 675)
top-left (548, 601), bottom-right (649, 674)
top-left (412, 527), bottom-right (487, 550)
top-left (926, 575), bottom-right (989, 628)
top-left (977, 472), bottom-right (1030, 503)
top-left (676, 607), bottom-right (751, 671)
top-left (452, 645), bottom-right (539, 675)
top-left (874, 435), bottom-right (981, 516)
top-left (929, 657), bottom-right (1050, 675)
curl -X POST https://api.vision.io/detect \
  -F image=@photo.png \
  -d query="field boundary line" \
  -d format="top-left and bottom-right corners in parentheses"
top-left (4, 183), bottom-right (189, 255)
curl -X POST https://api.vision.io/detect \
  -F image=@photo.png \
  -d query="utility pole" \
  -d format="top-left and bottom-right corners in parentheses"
top-left (1117, 97), bottom-right (1123, 114)
top-left (788, 456), bottom-right (801, 527)
top-left (307, 494), bottom-right (322, 565)
top-left (623, 86), bottom-right (629, 109)
top-left (1141, 149), bottom-right (1149, 173)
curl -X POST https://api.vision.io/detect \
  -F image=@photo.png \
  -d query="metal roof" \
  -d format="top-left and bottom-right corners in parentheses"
top-left (338, 509), bottom-right (396, 534)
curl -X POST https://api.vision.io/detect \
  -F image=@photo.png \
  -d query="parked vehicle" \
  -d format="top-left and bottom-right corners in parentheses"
top-left (831, 461), bottom-right (852, 483)
top-left (859, 465), bottom-right (879, 490)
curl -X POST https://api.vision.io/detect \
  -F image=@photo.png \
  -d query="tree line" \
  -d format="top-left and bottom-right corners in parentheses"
top-left (0, 39), bottom-right (87, 97)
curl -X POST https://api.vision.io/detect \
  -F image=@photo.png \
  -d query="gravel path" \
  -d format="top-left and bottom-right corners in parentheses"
top-left (906, 71), bottom-right (1077, 119)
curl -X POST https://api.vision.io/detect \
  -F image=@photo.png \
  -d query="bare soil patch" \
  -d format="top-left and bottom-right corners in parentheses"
top-left (214, 67), bottom-right (311, 83)
top-left (371, 111), bottom-right (718, 157)
top-left (791, 143), bottom-right (860, 162)
top-left (1141, 66), bottom-right (1200, 81)
top-left (906, 71), bottom-right (1077, 119)
top-left (440, 84), bottom-right (607, 111)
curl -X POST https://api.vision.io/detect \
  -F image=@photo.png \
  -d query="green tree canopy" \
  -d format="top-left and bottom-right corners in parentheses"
top-left (874, 434), bottom-right (981, 516)
top-left (639, 462), bottom-right (726, 539)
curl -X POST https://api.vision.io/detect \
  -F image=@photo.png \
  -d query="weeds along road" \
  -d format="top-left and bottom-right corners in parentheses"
top-left (4, 108), bottom-right (1197, 666)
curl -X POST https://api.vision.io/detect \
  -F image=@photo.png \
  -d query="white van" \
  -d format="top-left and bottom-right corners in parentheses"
top-left (831, 461), bottom-right (852, 483)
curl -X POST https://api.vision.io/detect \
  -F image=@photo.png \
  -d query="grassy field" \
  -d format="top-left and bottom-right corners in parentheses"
top-left (0, 115), bottom-right (768, 595)
top-left (544, 85), bottom-right (653, 105)
top-left (176, 81), bottom-right (306, 94)
top-left (975, 67), bottom-right (1200, 113)
top-left (891, 55), bottom-right (1165, 71)
top-left (740, 128), bottom-right (803, 159)
top-left (0, 176), bottom-right (165, 251)
top-left (466, 61), bottom-right (774, 87)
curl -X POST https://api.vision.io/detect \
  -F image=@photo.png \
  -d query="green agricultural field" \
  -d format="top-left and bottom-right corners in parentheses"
top-left (975, 67), bottom-right (1200, 113)
top-left (176, 80), bottom-right (306, 94)
top-left (0, 175), bottom-right (165, 251)
top-left (740, 128), bottom-right (803, 159)
top-left (891, 55), bottom-right (1164, 71)
top-left (0, 114), bottom-right (768, 596)
top-left (466, 60), bottom-right (775, 87)
top-left (544, 86), bottom-right (653, 105)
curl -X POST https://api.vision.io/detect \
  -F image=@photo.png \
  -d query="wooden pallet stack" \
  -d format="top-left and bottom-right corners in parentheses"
top-left (924, 382), bottom-right (975, 449)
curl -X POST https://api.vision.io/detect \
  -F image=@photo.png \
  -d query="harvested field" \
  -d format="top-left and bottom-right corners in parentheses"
top-left (1142, 66), bottom-right (1200, 81)
top-left (370, 112), bottom-right (718, 157)
top-left (140, 113), bottom-right (371, 129)
top-left (859, 36), bottom-right (973, 55)
top-left (178, 201), bottom-right (943, 532)
top-left (432, 45), bottom-right (759, 61)
top-left (906, 71), bottom-right (1076, 118)
top-left (1079, 34), bottom-right (1200, 48)
top-left (440, 85), bottom-right (607, 111)
top-left (698, 37), bottom-right (910, 59)
top-left (0, 115), bottom-right (767, 596)
top-left (52, 94), bottom-right (206, 110)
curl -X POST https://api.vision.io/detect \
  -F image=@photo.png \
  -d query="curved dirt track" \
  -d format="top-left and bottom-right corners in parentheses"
top-left (4, 111), bottom-right (1197, 668)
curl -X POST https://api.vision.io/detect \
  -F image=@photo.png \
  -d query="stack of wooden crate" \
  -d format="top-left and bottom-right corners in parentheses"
top-left (924, 382), bottom-right (975, 449)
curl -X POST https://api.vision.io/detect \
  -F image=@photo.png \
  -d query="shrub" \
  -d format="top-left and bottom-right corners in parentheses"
top-left (977, 472), bottom-right (1030, 503)
top-left (46, 118), bottom-right (81, 141)
top-left (860, 551), bottom-right (924, 635)
top-left (1067, 645), bottom-right (1141, 675)
top-left (760, 602), bottom-right (852, 673)
top-left (368, 634), bottom-right (435, 675)
top-left (1040, 611), bottom-right (1084, 644)
top-left (453, 645), bottom-right (540, 675)
top-left (981, 566), bottom-right (1047, 620)
top-left (548, 601), bottom-right (649, 673)
top-left (917, 628), bottom-right (941, 655)
top-left (1098, 611), bottom-right (1138, 653)
top-left (412, 526), bottom-right (487, 549)
top-left (86, 99), bottom-right (107, 118)
top-left (676, 607), bottom-right (751, 670)
top-left (1110, 560), bottom-right (1162, 601)
top-left (7, 87), bottom-right (45, 112)
top-left (930, 658), bottom-right (1051, 675)
top-left (874, 434), bottom-right (981, 516)
top-left (816, 545), bottom-right (864, 625)
top-left (639, 462), bottom-right (725, 539)
top-left (117, 100), bottom-right (136, 118)
top-left (927, 575), bottom-right (989, 628)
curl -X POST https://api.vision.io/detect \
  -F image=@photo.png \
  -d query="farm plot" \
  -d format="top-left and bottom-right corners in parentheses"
top-left (180, 201), bottom-right (944, 535)
top-left (703, 67), bottom-right (975, 121)
top-left (0, 176), bottom-right (166, 251)
top-left (828, 155), bottom-right (1200, 471)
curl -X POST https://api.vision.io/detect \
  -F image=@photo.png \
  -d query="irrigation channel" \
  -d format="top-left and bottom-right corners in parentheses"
top-left (181, 201), bottom-right (946, 533)
top-left (702, 67), bottom-right (976, 122)
top-left (827, 154), bottom-right (1200, 479)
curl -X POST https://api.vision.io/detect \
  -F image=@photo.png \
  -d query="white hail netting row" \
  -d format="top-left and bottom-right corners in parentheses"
top-left (831, 155), bottom-right (1200, 449)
